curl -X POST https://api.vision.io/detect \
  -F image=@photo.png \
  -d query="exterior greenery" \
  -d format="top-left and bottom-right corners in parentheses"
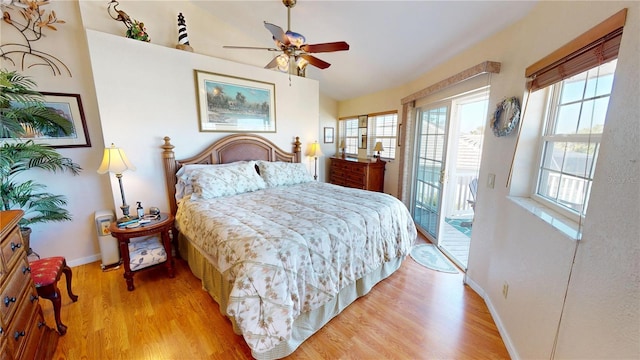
top-left (0, 69), bottom-right (81, 227)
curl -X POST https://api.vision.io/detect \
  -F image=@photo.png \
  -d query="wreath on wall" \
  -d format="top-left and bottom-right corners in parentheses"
top-left (491, 97), bottom-right (521, 137)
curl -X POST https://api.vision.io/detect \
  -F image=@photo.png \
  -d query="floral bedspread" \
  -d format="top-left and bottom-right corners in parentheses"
top-left (175, 181), bottom-right (416, 354)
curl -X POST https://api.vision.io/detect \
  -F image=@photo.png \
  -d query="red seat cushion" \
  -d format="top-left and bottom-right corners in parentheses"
top-left (30, 256), bottom-right (64, 287)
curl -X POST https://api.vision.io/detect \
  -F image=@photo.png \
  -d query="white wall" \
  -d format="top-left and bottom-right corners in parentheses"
top-left (338, 1), bottom-right (639, 359)
top-left (1, 0), bottom-right (327, 266)
top-left (1, 1), bottom-right (111, 264)
top-left (85, 29), bottom-right (319, 216)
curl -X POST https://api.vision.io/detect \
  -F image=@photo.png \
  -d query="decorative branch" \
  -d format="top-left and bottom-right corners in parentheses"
top-left (1, 0), bottom-right (70, 76)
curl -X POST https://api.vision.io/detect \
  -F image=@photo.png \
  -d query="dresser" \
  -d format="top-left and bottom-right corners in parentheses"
top-left (329, 156), bottom-right (386, 192)
top-left (0, 210), bottom-right (58, 359)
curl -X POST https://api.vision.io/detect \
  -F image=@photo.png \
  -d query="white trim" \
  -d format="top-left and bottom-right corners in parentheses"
top-left (67, 253), bottom-right (102, 267)
top-left (464, 274), bottom-right (520, 360)
top-left (508, 196), bottom-right (582, 240)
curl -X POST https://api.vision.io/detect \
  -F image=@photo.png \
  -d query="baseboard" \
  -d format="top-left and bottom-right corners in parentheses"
top-left (464, 274), bottom-right (520, 360)
top-left (66, 254), bottom-right (101, 268)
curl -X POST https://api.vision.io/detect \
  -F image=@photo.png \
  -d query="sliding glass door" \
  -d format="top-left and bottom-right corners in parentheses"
top-left (411, 90), bottom-right (488, 270)
top-left (412, 104), bottom-right (450, 239)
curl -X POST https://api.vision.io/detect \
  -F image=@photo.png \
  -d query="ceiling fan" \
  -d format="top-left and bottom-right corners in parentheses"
top-left (223, 0), bottom-right (349, 77)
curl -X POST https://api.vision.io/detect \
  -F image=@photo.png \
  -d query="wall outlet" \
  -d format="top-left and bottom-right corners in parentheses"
top-left (502, 282), bottom-right (509, 299)
top-left (488, 173), bottom-right (496, 189)
top-left (99, 219), bottom-right (111, 236)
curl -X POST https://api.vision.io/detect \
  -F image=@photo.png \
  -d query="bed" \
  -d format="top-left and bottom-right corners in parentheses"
top-left (161, 134), bottom-right (416, 359)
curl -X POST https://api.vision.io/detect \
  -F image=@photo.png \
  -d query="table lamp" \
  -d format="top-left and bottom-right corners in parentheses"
top-left (97, 144), bottom-right (136, 223)
top-left (339, 139), bottom-right (346, 157)
top-left (373, 141), bottom-right (384, 158)
top-left (309, 141), bottom-right (322, 181)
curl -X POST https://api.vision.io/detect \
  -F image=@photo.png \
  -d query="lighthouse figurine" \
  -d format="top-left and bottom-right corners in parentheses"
top-left (176, 13), bottom-right (193, 52)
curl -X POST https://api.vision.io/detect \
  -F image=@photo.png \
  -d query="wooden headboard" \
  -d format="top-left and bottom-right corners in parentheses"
top-left (161, 134), bottom-right (302, 215)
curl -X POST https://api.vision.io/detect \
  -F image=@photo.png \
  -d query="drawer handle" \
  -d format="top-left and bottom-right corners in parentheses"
top-left (22, 266), bottom-right (31, 274)
top-left (10, 242), bottom-right (21, 251)
top-left (30, 294), bottom-right (39, 302)
top-left (4, 296), bottom-right (16, 307)
top-left (13, 330), bottom-right (25, 340)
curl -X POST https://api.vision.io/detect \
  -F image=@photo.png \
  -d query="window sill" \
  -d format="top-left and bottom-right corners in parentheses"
top-left (507, 196), bottom-right (582, 241)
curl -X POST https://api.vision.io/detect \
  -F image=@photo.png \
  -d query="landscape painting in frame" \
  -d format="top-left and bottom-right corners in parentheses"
top-left (2, 92), bottom-right (91, 148)
top-left (195, 70), bottom-right (276, 132)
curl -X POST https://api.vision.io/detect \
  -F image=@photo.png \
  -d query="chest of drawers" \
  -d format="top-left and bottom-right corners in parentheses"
top-left (329, 156), bottom-right (386, 192)
top-left (0, 210), bottom-right (58, 359)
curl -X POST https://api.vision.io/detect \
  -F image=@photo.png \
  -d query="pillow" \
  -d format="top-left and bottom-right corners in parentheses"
top-left (175, 162), bottom-right (250, 201)
top-left (189, 161), bottom-right (266, 199)
top-left (256, 161), bottom-right (313, 188)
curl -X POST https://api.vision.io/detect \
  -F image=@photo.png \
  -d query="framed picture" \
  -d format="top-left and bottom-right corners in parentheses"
top-left (3, 92), bottom-right (91, 148)
top-left (358, 127), bottom-right (367, 149)
top-left (358, 115), bottom-right (368, 128)
top-left (195, 70), bottom-right (276, 133)
top-left (323, 127), bottom-right (334, 143)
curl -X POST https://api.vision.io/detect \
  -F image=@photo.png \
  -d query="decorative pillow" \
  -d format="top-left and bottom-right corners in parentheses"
top-left (189, 161), bottom-right (266, 199)
top-left (175, 162), bottom-right (250, 201)
top-left (256, 161), bottom-right (313, 187)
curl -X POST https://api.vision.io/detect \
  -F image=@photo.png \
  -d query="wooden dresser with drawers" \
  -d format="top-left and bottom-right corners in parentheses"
top-left (0, 210), bottom-right (58, 359)
top-left (329, 156), bottom-right (386, 192)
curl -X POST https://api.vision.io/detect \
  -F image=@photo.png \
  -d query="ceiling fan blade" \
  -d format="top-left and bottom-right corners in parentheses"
top-left (300, 54), bottom-right (331, 69)
top-left (301, 42), bottom-right (350, 53)
top-left (264, 22), bottom-right (290, 46)
top-left (264, 57), bottom-right (280, 69)
top-left (223, 46), bottom-right (280, 51)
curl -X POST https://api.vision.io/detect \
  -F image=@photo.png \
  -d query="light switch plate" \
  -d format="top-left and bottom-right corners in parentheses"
top-left (488, 173), bottom-right (496, 189)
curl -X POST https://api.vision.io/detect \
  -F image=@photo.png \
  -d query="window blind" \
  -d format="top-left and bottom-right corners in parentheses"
top-left (526, 9), bottom-right (626, 92)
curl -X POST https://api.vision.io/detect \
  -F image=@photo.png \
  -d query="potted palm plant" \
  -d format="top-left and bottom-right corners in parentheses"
top-left (0, 69), bottom-right (82, 254)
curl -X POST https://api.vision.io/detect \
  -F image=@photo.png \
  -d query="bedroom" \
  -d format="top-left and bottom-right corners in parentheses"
top-left (0, 1), bottom-right (637, 359)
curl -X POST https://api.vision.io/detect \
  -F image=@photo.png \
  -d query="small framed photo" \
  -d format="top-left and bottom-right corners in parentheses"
top-left (358, 127), bottom-right (367, 149)
top-left (4, 92), bottom-right (91, 148)
top-left (195, 70), bottom-right (276, 133)
top-left (323, 127), bottom-right (334, 143)
top-left (358, 115), bottom-right (368, 128)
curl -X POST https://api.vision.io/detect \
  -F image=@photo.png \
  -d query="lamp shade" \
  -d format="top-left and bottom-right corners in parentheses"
top-left (309, 141), bottom-right (322, 157)
top-left (97, 144), bottom-right (136, 174)
top-left (339, 140), bottom-right (346, 149)
top-left (373, 142), bottom-right (384, 152)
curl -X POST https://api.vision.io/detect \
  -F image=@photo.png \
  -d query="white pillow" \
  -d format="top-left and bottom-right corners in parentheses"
top-left (175, 162), bottom-right (250, 201)
top-left (256, 161), bottom-right (313, 187)
top-left (189, 161), bottom-right (266, 199)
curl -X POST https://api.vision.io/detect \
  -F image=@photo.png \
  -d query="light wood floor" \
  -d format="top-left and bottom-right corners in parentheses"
top-left (49, 236), bottom-right (509, 359)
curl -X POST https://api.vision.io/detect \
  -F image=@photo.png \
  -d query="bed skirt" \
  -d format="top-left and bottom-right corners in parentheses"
top-left (178, 233), bottom-right (404, 359)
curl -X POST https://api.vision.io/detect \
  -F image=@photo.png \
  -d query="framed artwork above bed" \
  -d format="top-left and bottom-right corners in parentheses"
top-left (195, 70), bottom-right (276, 133)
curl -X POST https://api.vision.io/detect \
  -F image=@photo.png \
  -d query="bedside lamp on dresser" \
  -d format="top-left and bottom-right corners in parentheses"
top-left (373, 142), bottom-right (384, 158)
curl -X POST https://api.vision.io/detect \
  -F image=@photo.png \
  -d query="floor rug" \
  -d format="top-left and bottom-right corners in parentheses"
top-left (410, 244), bottom-right (459, 274)
top-left (445, 217), bottom-right (473, 237)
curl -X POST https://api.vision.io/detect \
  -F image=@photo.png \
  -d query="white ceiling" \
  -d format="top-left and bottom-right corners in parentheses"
top-left (192, 1), bottom-right (538, 101)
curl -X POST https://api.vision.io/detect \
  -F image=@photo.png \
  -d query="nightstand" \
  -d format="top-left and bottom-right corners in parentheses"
top-left (108, 213), bottom-right (175, 291)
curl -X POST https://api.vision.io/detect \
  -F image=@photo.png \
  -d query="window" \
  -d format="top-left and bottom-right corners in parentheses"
top-left (534, 59), bottom-right (617, 219)
top-left (368, 112), bottom-right (398, 159)
top-left (339, 112), bottom-right (398, 159)
top-left (339, 117), bottom-right (359, 155)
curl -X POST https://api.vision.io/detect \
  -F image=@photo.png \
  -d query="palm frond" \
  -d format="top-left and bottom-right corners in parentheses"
top-left (0, 141), bottom-right (82, 177)
top-left (0, 69), bottom-right (81, 228)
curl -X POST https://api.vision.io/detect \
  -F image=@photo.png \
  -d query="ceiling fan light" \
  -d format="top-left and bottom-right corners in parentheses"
top-left (285, 30), bottom-right (305, 48)
top-left (296, 56), bottom-right (308, 69)
top-left (276, 54), bottom-right (289, 72)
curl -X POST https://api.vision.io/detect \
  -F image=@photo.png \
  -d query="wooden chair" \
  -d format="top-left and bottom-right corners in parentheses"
top-left (29, 256), bottom-right (78, 335)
